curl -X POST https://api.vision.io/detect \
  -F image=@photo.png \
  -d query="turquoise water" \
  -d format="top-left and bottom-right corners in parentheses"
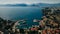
top-left (0, 7), bottom-right (43, 29)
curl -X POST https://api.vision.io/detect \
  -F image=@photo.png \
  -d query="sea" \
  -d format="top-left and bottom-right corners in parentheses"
top-left (0, 6), bottom-right (43, 29)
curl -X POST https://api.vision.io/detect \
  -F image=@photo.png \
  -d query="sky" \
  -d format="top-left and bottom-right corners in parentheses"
top-left (0, 0), bottom-right (60, 4)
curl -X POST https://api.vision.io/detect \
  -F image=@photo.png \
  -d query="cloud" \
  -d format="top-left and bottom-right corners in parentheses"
top-left (0, 0), bottom-right (60, 4)
top-left (40, 0), bottom-right (60, 4)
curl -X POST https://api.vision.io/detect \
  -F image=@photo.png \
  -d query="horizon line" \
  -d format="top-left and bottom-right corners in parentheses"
top-left (0, 2), bottom-right (60, 5)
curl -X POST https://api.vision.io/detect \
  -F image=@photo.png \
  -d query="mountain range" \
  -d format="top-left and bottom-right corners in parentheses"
top-left (0, 3), bottom-right (60, 7)
top-left (30, 3), bottom-right (60, 7)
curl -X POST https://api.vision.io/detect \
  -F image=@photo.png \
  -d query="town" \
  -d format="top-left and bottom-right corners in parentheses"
top-left (0, 7), bottom-right (60, 34)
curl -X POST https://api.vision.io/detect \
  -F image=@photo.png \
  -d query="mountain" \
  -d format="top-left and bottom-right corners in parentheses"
top-left (31, 3), bottom-right (60, 7)
top-left (0, 4), bottom-right (28, 6)
top-left (0, 3), bottom-right (60, 7)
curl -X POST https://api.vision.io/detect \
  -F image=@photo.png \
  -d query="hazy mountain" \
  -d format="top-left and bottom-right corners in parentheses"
top-left (31, 3), bottom-right (60, 7)
top-left (0, 3), bottom-right (60, 7)
top-left (0, 4), bottom-right (27, 6)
